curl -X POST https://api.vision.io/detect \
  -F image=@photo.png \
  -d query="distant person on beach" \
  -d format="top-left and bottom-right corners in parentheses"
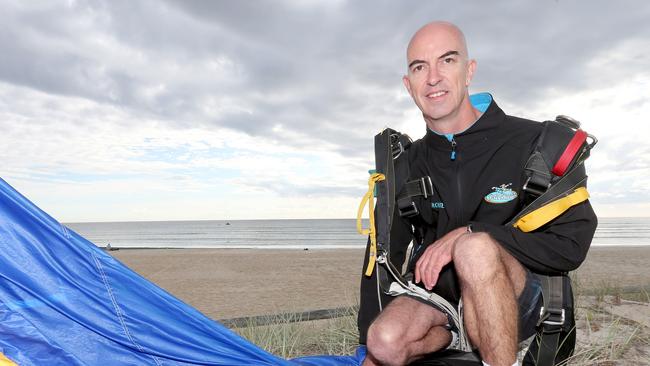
top-left (358, 21), bottom-right (597, 366)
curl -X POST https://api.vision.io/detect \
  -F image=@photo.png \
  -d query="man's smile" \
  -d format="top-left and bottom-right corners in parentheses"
top-left (426, 90), bottom-right (448, 99)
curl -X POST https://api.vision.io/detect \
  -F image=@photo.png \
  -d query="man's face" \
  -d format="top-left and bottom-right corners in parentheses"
top-left (403, 27), bottom-right (475, 124)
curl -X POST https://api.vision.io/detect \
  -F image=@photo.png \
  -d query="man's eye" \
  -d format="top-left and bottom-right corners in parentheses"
top-left (443, 57), bottom-right (455, 64)
top-left (412, 64), bottom-right (424, 72)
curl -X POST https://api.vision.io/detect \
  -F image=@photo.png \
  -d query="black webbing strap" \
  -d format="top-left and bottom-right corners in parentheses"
top-left (508, 163), bottom-right (587, 227)
top-left (522, 120), bottom-right (555, 198)
top-left (533, 275), bottom-right (565, 366)
top-left (523, 117), bottom-right (594, 200)
top-left (396, 176), bottom-right (433, 218)
top-left (374, 129), bottom-right (406, 291)
top-left (374, 130), bottom-right (394, 255)
top-left (523, 151), bottom-right (553, 197)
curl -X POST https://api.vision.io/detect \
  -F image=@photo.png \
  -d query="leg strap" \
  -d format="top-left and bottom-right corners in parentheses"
top-left (533, 275), bottom-right (565, 366)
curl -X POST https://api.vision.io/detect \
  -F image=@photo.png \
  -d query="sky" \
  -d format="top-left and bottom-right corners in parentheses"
top-left (1, 0), bottom-right (649, 222)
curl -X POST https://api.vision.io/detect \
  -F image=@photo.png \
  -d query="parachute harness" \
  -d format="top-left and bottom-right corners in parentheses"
top-left (357, 116), bottom-right (597, 358)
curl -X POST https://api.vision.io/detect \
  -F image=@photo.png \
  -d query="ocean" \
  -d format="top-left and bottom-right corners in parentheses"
top-left (65, 217), bottom-right (650, 250)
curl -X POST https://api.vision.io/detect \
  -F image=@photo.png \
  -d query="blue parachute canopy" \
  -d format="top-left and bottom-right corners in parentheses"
top-left (0, 177), bottom-right (363, 365)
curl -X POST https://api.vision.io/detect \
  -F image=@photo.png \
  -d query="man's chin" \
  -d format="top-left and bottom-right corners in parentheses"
top-left (423, 110), bottom-right (453, 123)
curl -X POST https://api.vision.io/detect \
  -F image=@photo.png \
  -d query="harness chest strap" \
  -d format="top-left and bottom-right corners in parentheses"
top-left (357, 173), bottom-right (386, 276)
top-left (513, 187), bottom-right (589, 233)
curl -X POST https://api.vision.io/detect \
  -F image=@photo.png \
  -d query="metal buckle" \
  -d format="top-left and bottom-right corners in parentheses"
top-left (390, 133), bottom-right (404, 160)
top-left (398, 202), bottom-right (419, 218)
top-left (555, 115), bottom-right (581, 130)
top-left (522, 176), bottom-right (549, 196)
top-left (419, 176), bottom-right (433, 199)
top-left (586, 132), bottom-right (598, 149)
top-left (540, 307), bottom-right (565, 326)
top-left (376, 251), bottom-right (387, 264)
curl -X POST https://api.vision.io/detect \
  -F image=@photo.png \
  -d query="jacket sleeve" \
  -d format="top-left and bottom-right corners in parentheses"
top-left (469, 200), bottom-right (598, 274)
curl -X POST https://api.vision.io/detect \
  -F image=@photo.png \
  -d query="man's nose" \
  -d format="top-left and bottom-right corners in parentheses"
top-left (427, 65), bottom-right (441, 86)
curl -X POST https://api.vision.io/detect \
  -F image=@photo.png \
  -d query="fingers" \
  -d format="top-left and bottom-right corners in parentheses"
top-left (415, 240), bottom-right (457, 290)
top-left (414, 252), bottom-right (425, 284)
top-left (427, 267), bottom-right (440, 290)
top-left (415, 247), bottom-right (441, 290)
top-left (413, 228), bottom-right (467, 291)
top-left (424, 261), bottom-right (440, 290)
top-left (414, 246), bottom-right (432, 284)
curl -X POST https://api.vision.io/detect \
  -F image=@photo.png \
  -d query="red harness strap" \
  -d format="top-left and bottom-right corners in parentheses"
top-left (552, 129), bottom-right (587, 176)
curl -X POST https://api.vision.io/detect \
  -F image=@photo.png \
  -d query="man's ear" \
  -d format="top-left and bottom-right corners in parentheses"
top-left (403, 75), bottom-right (413, 96)
top-left (466, 59), bottom-right (477, 86)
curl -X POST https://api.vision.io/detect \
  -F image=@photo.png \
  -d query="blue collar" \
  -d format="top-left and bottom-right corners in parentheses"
top-left (470, 92), bottom-right (491, 113)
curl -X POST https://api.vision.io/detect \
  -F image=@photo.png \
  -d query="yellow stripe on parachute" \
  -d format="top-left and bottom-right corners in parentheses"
top-left (0, 353), bottom-right (17, 366)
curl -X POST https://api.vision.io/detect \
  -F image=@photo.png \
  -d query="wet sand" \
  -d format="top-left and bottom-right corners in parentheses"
top-left (109, 246), bottom-right (650, 320)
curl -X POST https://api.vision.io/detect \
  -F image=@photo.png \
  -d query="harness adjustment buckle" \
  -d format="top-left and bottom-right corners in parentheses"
top-left (398, 202), bottom-right (419, 218)
top-left (419, 176), bottom-right (434, 199)
top-left (376, 251), bottom-right (387, 264)
top-left (390, 133), bottom-right (405, 160)
top-left (523, 176), bottom-right (551, 197)
top-left (540, 306), bottom-right (565, 327)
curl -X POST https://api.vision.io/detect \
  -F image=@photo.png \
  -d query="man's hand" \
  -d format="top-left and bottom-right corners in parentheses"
top-left (415, 226), bottom-right (468, 290)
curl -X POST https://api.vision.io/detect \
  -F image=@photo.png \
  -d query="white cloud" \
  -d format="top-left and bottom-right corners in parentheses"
top-left (1, 1), bottom-right (649, 221)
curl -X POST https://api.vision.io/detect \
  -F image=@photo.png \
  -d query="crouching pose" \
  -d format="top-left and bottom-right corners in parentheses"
top-left (357, 21), bottom-right (597, 366)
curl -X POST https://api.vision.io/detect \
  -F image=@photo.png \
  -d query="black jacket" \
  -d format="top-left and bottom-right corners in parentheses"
top-left (403, 97), bottom-right (597, 274)
top-left (358, 96), bottom-right (597, 342)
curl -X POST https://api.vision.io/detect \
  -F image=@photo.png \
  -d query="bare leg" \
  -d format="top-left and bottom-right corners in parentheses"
top-left (364, 296), bottom-right (451, 366)
top-left (453, 232), bottom-right (528, 366)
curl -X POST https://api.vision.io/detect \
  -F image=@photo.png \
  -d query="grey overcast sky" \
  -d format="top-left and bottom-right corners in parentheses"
top-left (1, 0), bottom-right (649, 222)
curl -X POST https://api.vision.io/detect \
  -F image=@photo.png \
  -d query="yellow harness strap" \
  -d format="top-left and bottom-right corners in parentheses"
top-left (514, 187), bottom-right (589, 232)
top-left (357, 173), bottom-right (386, 276)
top-left (0, 353), bottom-right (17, 366)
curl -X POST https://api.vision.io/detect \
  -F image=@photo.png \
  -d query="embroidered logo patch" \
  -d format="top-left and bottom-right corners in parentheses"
top-left (484, 183), bottom-right (517, 204)
top-left (432, 202), bottom-right (445, 209)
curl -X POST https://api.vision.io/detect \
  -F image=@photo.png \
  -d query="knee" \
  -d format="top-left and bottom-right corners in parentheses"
top-left (366, 320), bottom-right (407, 365)
top-left (453, 233), bottom-right (502, 284)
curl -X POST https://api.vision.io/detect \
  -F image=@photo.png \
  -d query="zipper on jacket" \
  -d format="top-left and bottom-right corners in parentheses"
top-left (450, 138), bottom-right (457, 161)
top-left (444, 134), bottom-right (463, 225)
top-left (450, 136), bottom-right (463, 225)
top-left (456, 160), bottom-right (463, 225)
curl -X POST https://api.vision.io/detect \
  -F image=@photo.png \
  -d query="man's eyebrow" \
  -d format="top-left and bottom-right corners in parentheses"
top-left (408, 59), bottom-right (426, 69)
top-left (438, 51), bottom-right (460, 59)
top-left (408, 51), bottom-right (461, 68)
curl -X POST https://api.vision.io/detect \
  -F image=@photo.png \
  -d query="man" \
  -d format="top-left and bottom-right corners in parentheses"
top-left (359, 21), bottom-right (597, 366)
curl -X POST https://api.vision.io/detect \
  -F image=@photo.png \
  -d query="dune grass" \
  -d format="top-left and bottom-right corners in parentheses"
top-left (560, 307), bottom-right (650, 365)
top-left (232, 306), bottom-right (359, 358)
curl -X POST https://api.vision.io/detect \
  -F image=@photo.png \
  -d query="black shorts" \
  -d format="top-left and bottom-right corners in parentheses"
top-left (518, 270), bottom-right (543, 340)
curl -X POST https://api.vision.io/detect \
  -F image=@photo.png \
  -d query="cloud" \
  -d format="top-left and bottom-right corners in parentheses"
top-left (1, 0), bottom-right (649, 220)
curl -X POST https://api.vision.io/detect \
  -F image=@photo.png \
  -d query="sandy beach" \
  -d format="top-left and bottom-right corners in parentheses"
top-left (109, 246), bottom-right (650, 321)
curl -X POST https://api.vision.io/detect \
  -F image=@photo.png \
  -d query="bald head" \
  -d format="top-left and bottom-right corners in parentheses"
top-left (402, 21), bottom-right (479, 133)
top-left (407, 21), bottom-right (469, 63)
